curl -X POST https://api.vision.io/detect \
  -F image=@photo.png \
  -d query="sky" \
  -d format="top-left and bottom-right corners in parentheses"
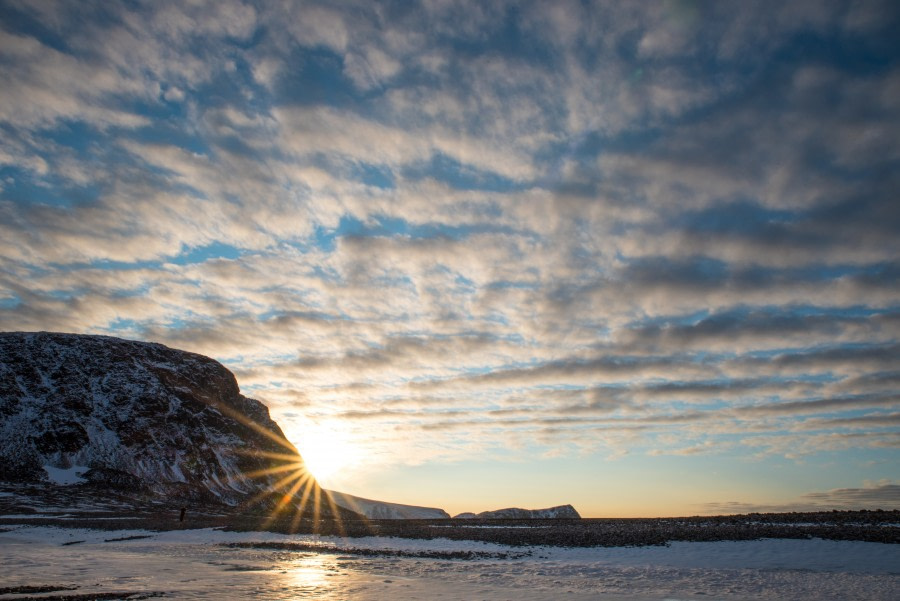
top-left (1, 0), bottom-right (899, 518)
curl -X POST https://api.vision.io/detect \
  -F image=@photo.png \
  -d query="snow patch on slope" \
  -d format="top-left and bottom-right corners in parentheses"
top-left (43, 464), bottom-right (88, 485)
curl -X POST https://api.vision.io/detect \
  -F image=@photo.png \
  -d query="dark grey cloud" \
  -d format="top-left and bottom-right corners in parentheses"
top-left (830, 371), bottom-right (900, 395)
top-left (740, 343), bottom-right (900, 373)
top-left (701, 480), bottom-right (900, 514)
top-left (800, 412), bottom-right (900, 430)
top-left (410, 352), bottom-right (711, 390)
top-left (734, 392), bottom-right (899, 417)
top-left (621, 308), bottom-right (900, 353)
top-left (801, 483), bottom-right (900, 509)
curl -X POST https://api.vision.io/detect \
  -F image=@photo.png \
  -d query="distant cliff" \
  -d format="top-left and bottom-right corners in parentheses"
top-left (454, 504), bottom-right (581, 519)
top-left (326, 490), bottom-right (450, 519)
top-left (0, 332), bottom-right (312, 506)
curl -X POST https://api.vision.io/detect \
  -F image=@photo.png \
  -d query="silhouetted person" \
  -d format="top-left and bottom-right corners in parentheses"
top-left (179, 507), bottom-right (186, 522)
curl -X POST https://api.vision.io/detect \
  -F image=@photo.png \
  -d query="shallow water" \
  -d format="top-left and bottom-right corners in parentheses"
top-left (1, 527), bottom-right (898, 600)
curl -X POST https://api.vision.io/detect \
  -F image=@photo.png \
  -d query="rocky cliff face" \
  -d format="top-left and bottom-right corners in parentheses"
top-left (454, 505), bottom-right (581, 519)
top-left (0, 332), bottom-right (310, 506)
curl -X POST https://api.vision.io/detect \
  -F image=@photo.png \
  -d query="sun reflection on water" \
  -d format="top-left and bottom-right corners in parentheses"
top-left (269, 552), bottom-right (356, 599)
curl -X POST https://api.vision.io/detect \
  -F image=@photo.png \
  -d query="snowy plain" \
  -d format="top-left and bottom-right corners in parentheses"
top-left (1, 525), bottom-right (898, 600)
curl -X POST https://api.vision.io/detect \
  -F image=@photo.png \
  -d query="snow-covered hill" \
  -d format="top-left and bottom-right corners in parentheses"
top-left (454, 505), bottom-right (581, 519)
top-left (326, 490), bottom-right (450, 519)
top-left (0, 332), bottom-right (312, 506)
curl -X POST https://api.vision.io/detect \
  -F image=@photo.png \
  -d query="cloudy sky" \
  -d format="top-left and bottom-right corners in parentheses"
top-left (1, 0), bottom-right (898, 517)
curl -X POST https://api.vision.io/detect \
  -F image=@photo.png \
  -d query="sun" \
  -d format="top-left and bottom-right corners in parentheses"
top-left (215, 401), bottom-right (358, 532)
top-left (290, 425), bottom-right (363, 488)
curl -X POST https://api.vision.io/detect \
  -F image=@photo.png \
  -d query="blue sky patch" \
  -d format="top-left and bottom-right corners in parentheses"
top-left (1, 0), bottom-right (897, 517)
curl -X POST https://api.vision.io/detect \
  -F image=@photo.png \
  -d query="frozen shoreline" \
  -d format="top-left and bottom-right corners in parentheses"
top-left (1, 525), bottom-right (898, 600)
top-left (2, 485), bottom-right (898, 599)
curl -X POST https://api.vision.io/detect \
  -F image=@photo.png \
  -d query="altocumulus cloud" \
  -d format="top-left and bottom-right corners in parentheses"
top-left (0, 1), bottom-right (898, 484)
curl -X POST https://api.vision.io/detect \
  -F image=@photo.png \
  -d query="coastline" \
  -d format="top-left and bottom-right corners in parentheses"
top-left (2, 522), bottom-right (898, 601)
top-left (2, 482), bottom-right (898, 548)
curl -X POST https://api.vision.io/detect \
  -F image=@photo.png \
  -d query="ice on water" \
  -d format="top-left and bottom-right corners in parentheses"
top-left (2, 526), bottom-right (898, 600)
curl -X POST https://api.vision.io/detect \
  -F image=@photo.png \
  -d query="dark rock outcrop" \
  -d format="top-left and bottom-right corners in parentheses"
top-left (0, 331), bottom-right (312, 506)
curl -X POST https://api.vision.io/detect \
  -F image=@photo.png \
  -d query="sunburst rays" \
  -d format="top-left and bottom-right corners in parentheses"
top-left (217, 398), bottom-right (367, 537)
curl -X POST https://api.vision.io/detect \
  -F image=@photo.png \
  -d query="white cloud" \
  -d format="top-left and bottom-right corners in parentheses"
top-left (274, 105), bottom-right (537, 181)
top-left (1, 0), bottom-right (898, 481)
top-left (0, 30), bottom-right (151, 129)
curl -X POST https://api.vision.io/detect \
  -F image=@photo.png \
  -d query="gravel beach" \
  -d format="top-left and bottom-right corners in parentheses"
top-left (2, 482), bottom-right (897, 548)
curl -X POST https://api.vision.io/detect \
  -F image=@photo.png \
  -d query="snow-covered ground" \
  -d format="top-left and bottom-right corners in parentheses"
top-left (1, 526), bottom-right (897, 600)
